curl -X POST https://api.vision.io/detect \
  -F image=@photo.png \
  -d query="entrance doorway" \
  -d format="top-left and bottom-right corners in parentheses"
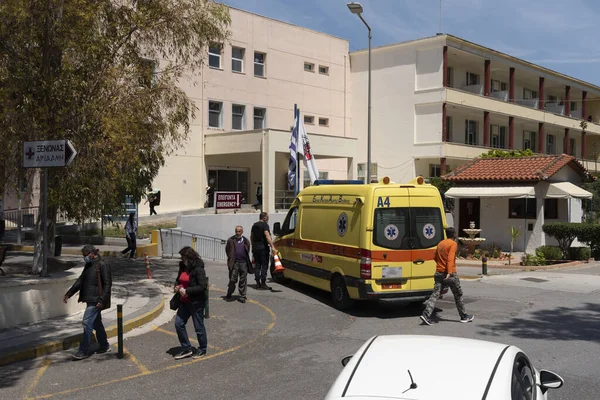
top-left (208, 168), bottom-right (249, 204)
top-left (458, 198), bottom-right (481, 235)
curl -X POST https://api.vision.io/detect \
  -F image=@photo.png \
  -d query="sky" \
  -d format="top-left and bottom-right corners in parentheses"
top-left (223, 0), bottom-right (600, 86)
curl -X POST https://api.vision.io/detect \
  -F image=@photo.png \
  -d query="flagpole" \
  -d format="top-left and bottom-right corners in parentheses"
top-left (295, 107), bottom-right (301, 196)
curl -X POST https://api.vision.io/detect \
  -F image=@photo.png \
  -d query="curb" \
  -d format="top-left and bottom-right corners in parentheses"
top-left (0, 295), bottom-right (165, 367)
top-left (457, 260), bottom-right (584, 270)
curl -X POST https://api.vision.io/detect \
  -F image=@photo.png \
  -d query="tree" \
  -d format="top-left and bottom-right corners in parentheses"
top-left (509, 226), bottom-right (520, 265)
top-left (480, 149), bottom-right (535, 158)
top-left (0, 0), bottom-right (230, 274)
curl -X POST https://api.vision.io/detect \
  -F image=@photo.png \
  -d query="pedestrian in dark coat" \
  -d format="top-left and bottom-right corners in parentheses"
top-left (225, 225), bottom-right (252, 303)
top-left (63, 244), bottom-right (112, 360)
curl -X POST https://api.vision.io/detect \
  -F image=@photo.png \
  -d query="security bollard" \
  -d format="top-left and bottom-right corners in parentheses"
top-left (482, 256), bottom-right (488, 275)
top-left (117, 304), bottom-right (124, 359)
top-left (204, 277), bottom-right (210, 319)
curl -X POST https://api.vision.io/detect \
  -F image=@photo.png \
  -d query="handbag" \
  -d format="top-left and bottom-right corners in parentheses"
top-left (96, 263), bottom-right (110, 310)
top-left (169, 293), bottom-right (181, 310)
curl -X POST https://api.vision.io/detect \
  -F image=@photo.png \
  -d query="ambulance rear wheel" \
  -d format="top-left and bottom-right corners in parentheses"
top-left (331, 275), bottom-right (353, 310)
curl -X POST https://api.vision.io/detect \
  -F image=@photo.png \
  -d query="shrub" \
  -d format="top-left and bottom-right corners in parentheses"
top-left (457, 245), bottom-right (469, 259)
top-left (521, 251), bottom-right (546, 266)
top-left (542, 223), bottom-right (586, 259)
top-left (480, 242), bottom-right (502, 258)
top-left (575, 224), bottom-right (600, 260)
top-left (567, 247), bottom-right (591, 261)
top-left (536, 245), bottom-right (563, 260)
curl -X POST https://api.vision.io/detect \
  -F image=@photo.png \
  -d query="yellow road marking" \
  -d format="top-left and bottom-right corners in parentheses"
top-left (28, 297), bottom-right (276, 400)
top-left (122, 346), bottom-right (150, 374)
top-left (152, 327), bottom-right (222, 351)
top-left (23, 358), bottom-right (52, 400)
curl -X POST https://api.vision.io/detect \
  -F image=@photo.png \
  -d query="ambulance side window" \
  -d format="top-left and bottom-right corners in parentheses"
top-left (281, 207), bottom-right (298, 235)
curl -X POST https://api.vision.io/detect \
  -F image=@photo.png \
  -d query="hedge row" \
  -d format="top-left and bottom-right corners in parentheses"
top-left (542, 223), bottom-right (600, 260)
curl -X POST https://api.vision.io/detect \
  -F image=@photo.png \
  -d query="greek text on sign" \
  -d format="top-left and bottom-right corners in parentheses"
top-left (23, 140), bottom-right (77, 168)
top-left (215, 191), bottom-right (242, 209)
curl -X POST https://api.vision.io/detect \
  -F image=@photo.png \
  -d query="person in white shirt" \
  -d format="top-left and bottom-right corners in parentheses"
top-left (121, 213), bottom-right (137, 261)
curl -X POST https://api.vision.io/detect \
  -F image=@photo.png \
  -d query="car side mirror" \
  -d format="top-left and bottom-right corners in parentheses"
top-left (273, 222), bottom-right (281, 236)
top-left (341, 355), bottom-right (353, 367)
top-left (539, 369), bottom-right (564, 393)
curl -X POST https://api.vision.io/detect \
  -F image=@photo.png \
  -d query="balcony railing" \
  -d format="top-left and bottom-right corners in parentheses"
top-left (516, 98), bottom-right (539, 108)
top-left (462, 84), bottom-right (484, 95)
top-left (545, 103), bottom-right (565, 115)
top-left (490, 90), bottom-right (509, 101)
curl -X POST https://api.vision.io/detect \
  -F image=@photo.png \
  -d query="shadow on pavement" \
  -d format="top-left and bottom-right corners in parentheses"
top-left (275, 278), bottom-right (424, 319)
top-left (478, 302), bottom-right (600, 342)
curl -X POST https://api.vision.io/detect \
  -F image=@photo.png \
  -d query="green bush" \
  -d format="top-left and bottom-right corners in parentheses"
top-left (521, 251), bottom-right (546, 266)
top-left (575, 224), bottom-right (600, 260)
top-left (480, 243), bottom-right (502, 259)
top-left (567, 247), bottom-right (591, 261)
top-left (536, 245), bottom-right (563, 260)
top-left (542, 223), bottom-right (588, 259)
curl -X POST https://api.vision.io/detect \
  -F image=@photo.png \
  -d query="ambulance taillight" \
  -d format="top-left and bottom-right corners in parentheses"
top-left (360, 249), bottom-right (372, 279)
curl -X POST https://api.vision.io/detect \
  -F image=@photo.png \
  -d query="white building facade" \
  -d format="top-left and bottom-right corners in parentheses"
top-left (350, 34), bottom-right (600, 184)
top-left (152, 7), bottom-right (356, 214)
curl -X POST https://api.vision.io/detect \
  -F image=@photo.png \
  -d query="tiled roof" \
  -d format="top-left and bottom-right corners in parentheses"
top-left (442, 154), bottom-right (592, 182)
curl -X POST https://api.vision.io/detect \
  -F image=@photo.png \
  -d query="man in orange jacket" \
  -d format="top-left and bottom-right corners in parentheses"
top-left (420, 227), bottom-right (474, 325)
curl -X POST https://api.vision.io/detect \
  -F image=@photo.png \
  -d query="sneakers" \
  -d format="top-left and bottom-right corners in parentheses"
top-left (192, 350), bottom-right (207, 359)
top-left (174, 349), bottom-right (193, 360)
top-left (96, 345), bottom-right (111, 354)
top-left (72, 350), bottom-right (90, 360)
top-left (420, 315), bottom-right (433, 326)
top-left (460, 314), bottom-right (475, 323)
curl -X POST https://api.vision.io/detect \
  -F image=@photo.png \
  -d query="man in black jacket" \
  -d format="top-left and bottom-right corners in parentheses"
top-left (63, 244), bottom-right (112, 360)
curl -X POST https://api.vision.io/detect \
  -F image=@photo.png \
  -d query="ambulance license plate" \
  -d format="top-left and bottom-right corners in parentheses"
top-left (382, 283), bottom-right (402, 290)
top-left (382, 267), bottom-right (402, 278)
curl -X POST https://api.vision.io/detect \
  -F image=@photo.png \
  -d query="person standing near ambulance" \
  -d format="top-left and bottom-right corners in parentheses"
top-left (251, 212), bottom-right (277, 290)
top-left (420, 227), bottom-right (474, 325)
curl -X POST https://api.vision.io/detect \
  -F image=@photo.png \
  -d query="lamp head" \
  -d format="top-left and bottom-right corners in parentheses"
top-left (347, 2), bottom-right (363, 14)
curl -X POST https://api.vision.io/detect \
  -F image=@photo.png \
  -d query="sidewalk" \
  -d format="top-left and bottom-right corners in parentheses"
top-left (0, 257), bottom-right (166, 366)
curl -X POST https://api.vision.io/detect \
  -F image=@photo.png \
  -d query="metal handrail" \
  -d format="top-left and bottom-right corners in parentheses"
top-left (159, 228), bottom-right (227, 261)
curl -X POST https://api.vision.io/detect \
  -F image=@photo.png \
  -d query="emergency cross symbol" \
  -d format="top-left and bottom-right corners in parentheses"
top-left (384, 224), bottom-right (399, 241)
top-left (337, 212), bottom-right (348, 237)
top-left (423, 223), bottom-right (436, 240)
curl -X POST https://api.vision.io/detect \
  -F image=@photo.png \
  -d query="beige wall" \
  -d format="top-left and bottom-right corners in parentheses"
top-left (151, 7), bottom-right (352, 213)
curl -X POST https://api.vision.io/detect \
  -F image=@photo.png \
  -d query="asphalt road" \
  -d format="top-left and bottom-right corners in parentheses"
top-left (2, 258), bottom-right (599, 400)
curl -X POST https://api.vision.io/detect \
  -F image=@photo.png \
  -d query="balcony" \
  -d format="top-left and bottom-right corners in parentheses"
top-left (545, 102), bottom-right (564, 115)
top-left (516, 98), bottom-right (539, 108)
top-left (490, 90), bottom-right (509, 101)
top-left (462, 84), bottom-right (483, 95)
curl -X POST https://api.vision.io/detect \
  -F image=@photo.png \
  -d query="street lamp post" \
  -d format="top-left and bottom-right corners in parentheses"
top-left (347, 2), bottom-right (371, 184)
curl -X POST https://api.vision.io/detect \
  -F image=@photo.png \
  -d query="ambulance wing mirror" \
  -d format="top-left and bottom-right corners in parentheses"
top-left (354, 197), bottom-right (365, 206)
top-left (273, 222), bottom-right (281, 236)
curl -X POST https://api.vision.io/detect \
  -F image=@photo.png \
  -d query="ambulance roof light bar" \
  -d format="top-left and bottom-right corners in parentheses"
top-left (313, 179), bottom-right (364, 185)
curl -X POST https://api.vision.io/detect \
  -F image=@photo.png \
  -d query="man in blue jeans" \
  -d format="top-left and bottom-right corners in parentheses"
top-left (63, 244), bottom-right (112, 360)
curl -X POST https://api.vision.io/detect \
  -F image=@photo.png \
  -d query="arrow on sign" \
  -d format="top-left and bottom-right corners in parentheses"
top-left (65, 140), bottom-right (77, 166)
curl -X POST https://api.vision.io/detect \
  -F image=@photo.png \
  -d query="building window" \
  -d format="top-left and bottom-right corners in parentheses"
top-left (547, 134), bottom-right (555, 154)
top-left (465, 120), bottom-right (477, 145)
top-left (232, 104), bottom-right (245, 130)
top-left (358, 163), bottom-right (378, 183)
top-left (319, 65), bottom-right (329, 75)
top-left (491, 125), bottom-right (507, 148)
top-left (523, 130), bottom-right (536, 151)
top-left (318, 117), bottom-right (329, 126)
top-left (569, 138), bottom-right (576, 156)
top-left (254, 52), bottom-right (265, 77)
top-left (547, 95), bottom-right (558, 105)
top-left (446, 66), bottom-right (454, 88)
top-left (509, 198), bottom-right (537, 219)
top-left (303, 171), bottom-right (328, 187)
top-left (466, 72), bottom-right (479, 86)
top-left (570, 101), bottom-right (578, 111)
top-left (491, 79), bottom-right (508, 92)
top-left (429, 164), bottom-right (441, 178)
top-left (446, 116), bottom-right (453, 142)
top-left (545, 199), bottom-right (559, 219)
top-left (232, 47), bottom-right (244, 72)
top-left (304, 115), bottom-right (314, 124)
top-left (253, 107), bottom-right (266, 129)
top-left (523, 88), bottom-right (538, 99)
top-left (304, 62), bottom-right (315, 72)
top-left (208, 44), bottom-right (222, 69)
top-left (208, 101), bottom-right (223, 128)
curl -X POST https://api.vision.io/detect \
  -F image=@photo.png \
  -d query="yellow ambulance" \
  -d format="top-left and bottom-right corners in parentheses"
top-left (272, 176), bottom-right (448, 310)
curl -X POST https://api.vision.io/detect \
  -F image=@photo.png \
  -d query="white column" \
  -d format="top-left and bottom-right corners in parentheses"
top-left (261, 130), bottom-right (276, 214)
top-left (347, 157), bottom-right (355, 180)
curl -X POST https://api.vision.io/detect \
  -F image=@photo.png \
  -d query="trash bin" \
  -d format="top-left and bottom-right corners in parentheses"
top-left (54, 235), bottom-right (62, 257)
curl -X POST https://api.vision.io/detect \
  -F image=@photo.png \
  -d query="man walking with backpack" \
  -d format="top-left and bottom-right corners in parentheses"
top-left (63, 245), bottom-right (112, 360)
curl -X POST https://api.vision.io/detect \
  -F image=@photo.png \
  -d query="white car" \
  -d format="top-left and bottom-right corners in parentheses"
top-left (325, 335), bottom-right (564, 400)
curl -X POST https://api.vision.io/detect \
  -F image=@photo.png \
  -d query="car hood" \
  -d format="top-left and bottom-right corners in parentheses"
top-left (341, 335), bottom-right (511, 399)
